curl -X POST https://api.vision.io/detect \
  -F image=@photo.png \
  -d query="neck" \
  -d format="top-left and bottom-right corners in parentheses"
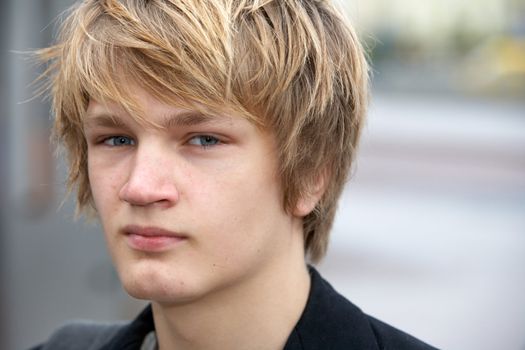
top-left (151, 229), bottom-right (310, 350)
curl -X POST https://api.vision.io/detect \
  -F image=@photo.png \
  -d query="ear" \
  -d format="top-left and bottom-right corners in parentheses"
top-left (293, 169), bottom-right (328, 217)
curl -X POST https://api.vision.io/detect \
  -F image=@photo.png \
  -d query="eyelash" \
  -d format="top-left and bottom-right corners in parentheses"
top-left (98, 135), bottom-right (221, 149)
top-left (187, 135), bottom-right (221, 148)
top-left (101, 136), bottom-right (135, 147)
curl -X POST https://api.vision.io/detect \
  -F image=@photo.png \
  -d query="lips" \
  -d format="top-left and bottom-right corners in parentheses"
top-left (123, 225), bottom-right (187, 252)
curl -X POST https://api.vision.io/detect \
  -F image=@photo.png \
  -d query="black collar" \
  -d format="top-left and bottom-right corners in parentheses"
top-left (100, 304), bottom-right (154, 350)
top-left (283, 267), bottom-right (379, 349)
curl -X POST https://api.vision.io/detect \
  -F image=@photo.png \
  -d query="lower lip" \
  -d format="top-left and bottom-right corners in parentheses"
top-left (126, 233), bottom-right (186, 252)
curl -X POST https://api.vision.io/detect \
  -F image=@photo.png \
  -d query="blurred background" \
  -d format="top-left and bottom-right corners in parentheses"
top-left (0, 0), bottom-right (524, 349)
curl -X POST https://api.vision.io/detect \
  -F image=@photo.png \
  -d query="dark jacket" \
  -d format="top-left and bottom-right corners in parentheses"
top-left (31, 268), bottom-right (438, 349)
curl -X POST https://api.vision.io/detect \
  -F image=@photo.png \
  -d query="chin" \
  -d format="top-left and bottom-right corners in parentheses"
top-left (117, 261), bottom-right (203, 304)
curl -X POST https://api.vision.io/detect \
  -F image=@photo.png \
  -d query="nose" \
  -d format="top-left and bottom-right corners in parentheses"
top-left (118, 145), bottom-right (179, 208)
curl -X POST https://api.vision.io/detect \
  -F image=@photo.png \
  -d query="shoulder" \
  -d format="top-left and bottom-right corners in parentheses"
top-left (366, 316), bottom-right (439, 350)
top-left (285, 267), bottom-right (438, 350)
top-left (30, 305), bottom-right (155, 350)
top-left (29, 320), bottom-right (127, 350)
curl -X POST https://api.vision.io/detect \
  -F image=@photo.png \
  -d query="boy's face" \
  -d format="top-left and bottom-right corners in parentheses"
top-left (84, 86), bottom-right (302, 304)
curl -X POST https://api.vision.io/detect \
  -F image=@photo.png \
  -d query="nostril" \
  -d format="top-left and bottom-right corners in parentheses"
top-left (118, 177), bottom-right (179, 207)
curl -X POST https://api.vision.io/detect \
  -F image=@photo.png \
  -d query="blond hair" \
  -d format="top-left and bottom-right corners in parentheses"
top-left (38, 0), bottom-right (368, 262)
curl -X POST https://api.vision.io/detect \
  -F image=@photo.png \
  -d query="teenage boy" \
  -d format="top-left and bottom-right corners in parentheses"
top-left (32, 0), bottom-right (437, 349)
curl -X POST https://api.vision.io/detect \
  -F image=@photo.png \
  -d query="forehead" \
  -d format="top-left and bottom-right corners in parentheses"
top-left (83, 87), bottom-right (240, 130)
top-left (85, 100), bottom-right (234, 130)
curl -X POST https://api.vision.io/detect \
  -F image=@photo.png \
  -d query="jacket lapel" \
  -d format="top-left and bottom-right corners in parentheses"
top-left (283, 267), bottom-right (380, 350)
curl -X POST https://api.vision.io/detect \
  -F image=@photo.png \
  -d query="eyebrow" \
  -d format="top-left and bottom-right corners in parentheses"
top-left (83, 114), bottom-right (126, 129)
top-left (84, 111), bottom-right (228, 130)
top-left (163, 111), bottom-right (219, 128)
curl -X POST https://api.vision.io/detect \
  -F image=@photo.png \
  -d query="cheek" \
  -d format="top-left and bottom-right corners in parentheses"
top-left (191, 165), bottom-right (284, 254)
top-left (192, 163), bottom-right (279, 219)
top-left (87, 158), bottom-right (122, 217)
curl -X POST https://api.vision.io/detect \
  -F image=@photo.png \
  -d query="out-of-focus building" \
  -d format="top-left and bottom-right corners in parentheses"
top-left (338, 0), bottom-right (525, 97)
top-left (349, 0), bottom-right (509, 45)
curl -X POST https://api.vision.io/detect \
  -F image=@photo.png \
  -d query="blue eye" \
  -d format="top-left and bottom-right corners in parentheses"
top-left (188, 135), bottom-right (220, 148)
top-left (103, 136), bottom-right (135, 146)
